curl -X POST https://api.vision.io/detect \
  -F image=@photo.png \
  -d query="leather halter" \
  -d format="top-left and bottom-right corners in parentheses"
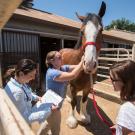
top-left (81, 42), bottom-right (101, 51)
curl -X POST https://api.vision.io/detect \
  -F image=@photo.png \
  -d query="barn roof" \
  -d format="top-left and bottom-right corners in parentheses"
top-left (14, 8), bottom-right (81, 28)
top-left (14, 8), bottom-right (135, 43)
top-left (103, 29), bottom-right (135, 43)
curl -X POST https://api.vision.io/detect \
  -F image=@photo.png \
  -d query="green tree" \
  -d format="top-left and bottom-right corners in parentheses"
top-left (105, 18), bottom-right (135, 32)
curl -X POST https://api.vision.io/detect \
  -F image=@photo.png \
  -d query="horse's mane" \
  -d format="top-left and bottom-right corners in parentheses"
top-left (74, 12), bottom-right (101, 50)
top-left (74, 31), bottom-right (82, 49)
top-left (74, 13), bottom-right (93, 49)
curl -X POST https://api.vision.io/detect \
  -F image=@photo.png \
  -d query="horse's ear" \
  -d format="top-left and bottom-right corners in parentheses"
top-left (76, 12), bottom-right (86, 22)
top-left (98, 1), bottom-right (106, 18)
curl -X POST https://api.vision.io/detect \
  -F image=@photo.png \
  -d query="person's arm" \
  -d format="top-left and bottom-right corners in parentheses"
top-left (14, 90), bottom-right (30, 121)
top-left (68, 65), bottom-right (78, 71)
top-left (31, 92), bottom-right (41, 101)
top-left (54, 57), bottom-right (84, 82)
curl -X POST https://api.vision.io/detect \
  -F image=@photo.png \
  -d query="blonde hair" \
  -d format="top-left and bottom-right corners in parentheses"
top-left (45, 51), bottom-right (58, 68)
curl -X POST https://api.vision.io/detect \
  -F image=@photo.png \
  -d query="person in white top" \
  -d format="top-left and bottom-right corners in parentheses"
top-left (109, 60), bottom-right (135, 135)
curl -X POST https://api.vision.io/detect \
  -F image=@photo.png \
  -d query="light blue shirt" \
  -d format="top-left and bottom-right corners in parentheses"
top-left (46, 65), bottom-right (69, 98)
top-left (5, 78), bottom-right (52, 123)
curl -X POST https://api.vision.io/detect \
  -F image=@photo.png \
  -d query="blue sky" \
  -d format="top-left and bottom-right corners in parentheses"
top-left (33, 0), bottom-right (135, 26)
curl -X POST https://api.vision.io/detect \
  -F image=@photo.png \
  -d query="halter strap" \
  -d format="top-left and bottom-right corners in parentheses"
top-left (81, 42), bottom-right (101, 51)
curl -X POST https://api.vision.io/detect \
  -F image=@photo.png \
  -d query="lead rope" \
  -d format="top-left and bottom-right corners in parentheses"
top-left (90, 74), bottom-right (116, 135)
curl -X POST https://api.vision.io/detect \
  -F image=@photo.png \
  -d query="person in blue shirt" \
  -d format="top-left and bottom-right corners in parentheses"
top-left (45, 51), bottom-right (84, 135)
top-left (4, 59), bottom-right (54, 126)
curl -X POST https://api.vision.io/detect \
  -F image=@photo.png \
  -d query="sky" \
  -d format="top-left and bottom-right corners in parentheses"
top-left (33, 0), bottom-right (135, 26)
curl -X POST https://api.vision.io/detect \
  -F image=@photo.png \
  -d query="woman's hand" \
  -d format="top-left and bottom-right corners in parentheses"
top-left (37, 96), bottom-right (42, 102)
top-left (79, 55), bottom-right (84, 70)
top-left (81, 55), bottom-right (84, 62)
top-left (51, 104), bottom-right (59, 112)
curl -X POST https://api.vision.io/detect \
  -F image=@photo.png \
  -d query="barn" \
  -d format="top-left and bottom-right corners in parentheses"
top-left (0, 7), bottom-right (135, 92)
top-left (1, 2), bottom-right (135, 135)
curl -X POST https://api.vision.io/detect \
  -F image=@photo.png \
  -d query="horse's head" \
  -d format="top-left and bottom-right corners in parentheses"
top-left (76, 1), bottom-right (106, 74)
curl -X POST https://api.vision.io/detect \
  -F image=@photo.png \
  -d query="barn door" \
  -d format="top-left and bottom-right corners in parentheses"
top-left (1, 30), bottom-right (40, 87)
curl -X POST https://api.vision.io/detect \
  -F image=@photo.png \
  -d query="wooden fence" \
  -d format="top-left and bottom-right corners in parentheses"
top-left (0, 88), bottom-right (35, 135)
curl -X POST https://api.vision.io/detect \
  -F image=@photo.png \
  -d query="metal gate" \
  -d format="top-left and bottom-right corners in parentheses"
top-left (96, 48), bottom-right (132, 85)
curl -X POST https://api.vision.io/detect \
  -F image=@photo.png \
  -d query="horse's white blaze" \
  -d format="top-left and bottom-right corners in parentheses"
top-left (85, 21), bottom-right (98, 42)
top-left (84, 21), bottom-right (98, 72)
top-left (84, 45), bottom-right (97, 70)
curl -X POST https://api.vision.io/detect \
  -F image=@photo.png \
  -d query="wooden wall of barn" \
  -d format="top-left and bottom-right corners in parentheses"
top-left (5, 15), bottom-right (79, 40)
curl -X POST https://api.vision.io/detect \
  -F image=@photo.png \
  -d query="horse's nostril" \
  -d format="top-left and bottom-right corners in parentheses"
top-left (88, 71), bottom-right (91, 73)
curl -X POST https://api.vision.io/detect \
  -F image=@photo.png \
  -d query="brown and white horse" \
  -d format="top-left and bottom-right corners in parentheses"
top-left (60, 1), bottom-right (106, 128)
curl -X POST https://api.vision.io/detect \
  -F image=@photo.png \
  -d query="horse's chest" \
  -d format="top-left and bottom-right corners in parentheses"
top-left (70, 72), bottom-right (90, 89)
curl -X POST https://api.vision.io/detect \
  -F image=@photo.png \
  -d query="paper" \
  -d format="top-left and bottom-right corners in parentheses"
top-left (37, 90), bottom-right (63, 107)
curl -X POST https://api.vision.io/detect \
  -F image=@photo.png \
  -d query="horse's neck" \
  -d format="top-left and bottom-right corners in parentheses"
top-left (61, 48), bottom-right (83, 65)
top-left (76, 49), bottom-right (84, 60)
top-left (74, 31), bottom-right (82, 49)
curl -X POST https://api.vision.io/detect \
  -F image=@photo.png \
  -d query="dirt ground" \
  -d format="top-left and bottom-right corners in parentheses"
top-left (32, 93), bottom-right (120, 135)
top-left (59, 94), bottom-right (120, 135)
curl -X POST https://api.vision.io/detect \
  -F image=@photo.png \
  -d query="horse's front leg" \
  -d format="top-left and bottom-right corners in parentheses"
top-left (80, 89), bottom-right (91, 124)
top-left (66, 86), bottom-right (78, 128)
top-left (66, 84), bottom-right (72, 103)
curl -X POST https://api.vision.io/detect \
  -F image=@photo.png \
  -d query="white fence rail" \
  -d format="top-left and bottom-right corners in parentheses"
top-left (97, 48), bottom-right (132, 80)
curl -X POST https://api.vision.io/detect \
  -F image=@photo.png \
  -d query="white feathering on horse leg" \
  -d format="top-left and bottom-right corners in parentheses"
top-left (66, 95), bottom-right (72, 103)
top-left (80, 99), bottom-right (91, 124)
top-left (66, 109), bottom-right (78, 128)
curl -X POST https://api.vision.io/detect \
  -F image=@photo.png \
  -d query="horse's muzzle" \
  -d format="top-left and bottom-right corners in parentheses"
top-left (83, 61), bottom-right (97, 74)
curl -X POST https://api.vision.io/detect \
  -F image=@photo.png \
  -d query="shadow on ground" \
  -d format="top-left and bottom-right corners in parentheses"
top-left (76, 96), bottom-right (113, 135)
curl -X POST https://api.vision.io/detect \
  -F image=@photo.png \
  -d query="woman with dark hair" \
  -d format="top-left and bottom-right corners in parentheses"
top-left (109, 60), bottom-right (135, 135)
top-left (4, 59), bottom-right (52, 124)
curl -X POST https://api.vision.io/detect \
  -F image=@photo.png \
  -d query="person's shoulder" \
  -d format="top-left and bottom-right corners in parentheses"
top-left (46, 68), bottom-right (61, 79)
top-left (121, 102), bottom-right (135, 108)
top-left (5, 79), bottom-right (23, 93)
top-left (47, 68), bottom-right (57, 72)
top-left (47, 68), bottom-right (60, 74)
top-left (119, 101), bottom-right (135, 114)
